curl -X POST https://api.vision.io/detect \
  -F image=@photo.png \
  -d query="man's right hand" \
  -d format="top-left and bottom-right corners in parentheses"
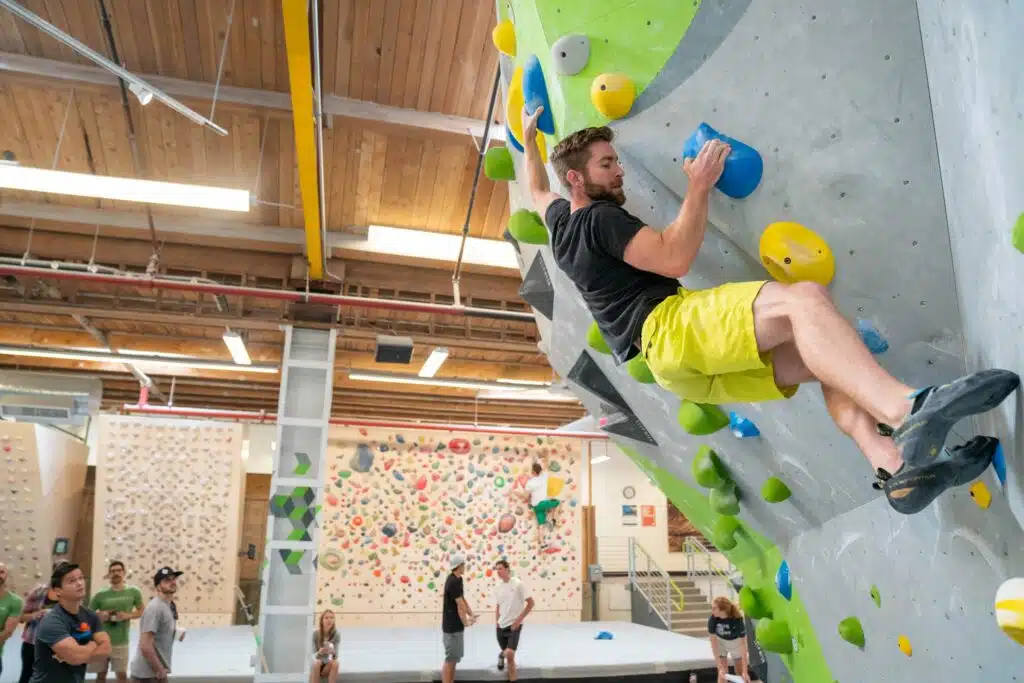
top-left (683, 138), bottom-right (731, 193)
top-left (522, 105), bottom-right (543, 145)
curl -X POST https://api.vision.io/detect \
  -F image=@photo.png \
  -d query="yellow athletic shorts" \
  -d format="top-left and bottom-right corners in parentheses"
top-left (640, 281), bottom-right (799, 404)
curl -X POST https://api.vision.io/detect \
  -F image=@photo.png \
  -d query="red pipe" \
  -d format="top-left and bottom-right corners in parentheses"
top-left (0, 264), bottom-right (535, 321)
top-left (119, 403), bottom-right (609, 439)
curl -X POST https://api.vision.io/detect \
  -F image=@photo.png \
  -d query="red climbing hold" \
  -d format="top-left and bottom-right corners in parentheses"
top-left (449, 438), bottom-right (471, 454)
top-left (416, 476), bottom-right (427, 490)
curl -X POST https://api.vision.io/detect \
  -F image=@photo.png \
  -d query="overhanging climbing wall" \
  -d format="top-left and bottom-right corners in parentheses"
top-left (493, 0), bottom-right (1024, 680)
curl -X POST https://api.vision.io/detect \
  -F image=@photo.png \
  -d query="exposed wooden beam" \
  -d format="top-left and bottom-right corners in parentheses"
top-left (0, 52), bottom-right (505, 142)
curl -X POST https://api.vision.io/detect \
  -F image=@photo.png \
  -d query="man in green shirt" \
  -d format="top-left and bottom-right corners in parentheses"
top-left (0, 562), bottom-right (25, 679)
top-left (87, 561), bottom-right (143, 683)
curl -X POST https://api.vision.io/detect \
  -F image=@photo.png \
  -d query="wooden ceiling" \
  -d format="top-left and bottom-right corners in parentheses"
top-left (0, 1), bottom-right (580, 429)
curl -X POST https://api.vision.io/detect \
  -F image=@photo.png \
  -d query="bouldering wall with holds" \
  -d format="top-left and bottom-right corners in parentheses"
top-left (317, 426), bottom-right (582, 627)
top-left (92, 416), bottom-right (245, 628)
top-left (0, 422), bottom-right (88, 597)
top-left (495, 0), bottom-right (1024, 680)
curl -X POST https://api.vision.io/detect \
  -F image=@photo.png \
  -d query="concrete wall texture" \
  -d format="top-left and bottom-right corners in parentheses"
top-left (497, 0), bottom-right (1024, 681)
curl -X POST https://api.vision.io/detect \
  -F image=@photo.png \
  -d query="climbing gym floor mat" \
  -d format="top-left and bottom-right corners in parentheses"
top-left (0, 622), bottom-right (717, 682)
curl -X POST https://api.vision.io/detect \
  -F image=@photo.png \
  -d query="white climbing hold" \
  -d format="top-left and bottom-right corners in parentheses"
top-left (552, 34), bottom-right (590, 76)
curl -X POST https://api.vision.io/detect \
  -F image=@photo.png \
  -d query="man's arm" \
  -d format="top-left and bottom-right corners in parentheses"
top-left (51, 636), bottom-right (99, 665)
top-left (512, 596), bottom-right (534, 629)
top-left (621, 139), bottom-right (730, 279)
top-left (92, 631), bottom-right (112, 658)
top-left (521, 106), bottom-right (561, 220)
top-left (120, 588), bottom-right (144, 621)
top-left (0, 614), bottom-right (18, 647)
top-left (455, 597), bottom-right (476, 626)
top-left (138, 631), bottom-right (168, 677)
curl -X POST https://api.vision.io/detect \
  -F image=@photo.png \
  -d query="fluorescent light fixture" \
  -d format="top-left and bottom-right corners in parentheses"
top-left (418, 347), bottom-right (449, 378)
top-left (222, 329), bottom-right (252, 366)
top-left (361, 225), bottom-right (518, 269)
top-left (477, 388), bottom-right (580, 403)
top-left (590, 455), bottom-right (611, 465)
top-left (0, 165), bottom-right (251, 212)
top-left (0, 344), bottom-right (278, 373)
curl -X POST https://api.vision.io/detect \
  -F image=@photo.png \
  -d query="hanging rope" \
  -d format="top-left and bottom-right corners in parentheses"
top-left (209, 0), bottom-right (237, 123)
top-left (22, 86), bottom-right (75, 262)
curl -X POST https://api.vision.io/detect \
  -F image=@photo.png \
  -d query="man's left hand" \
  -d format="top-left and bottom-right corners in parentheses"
top-left (511, 620), bottom-right (521, 631)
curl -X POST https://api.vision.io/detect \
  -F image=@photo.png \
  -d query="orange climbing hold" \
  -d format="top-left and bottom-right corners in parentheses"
top-left (759, 221), bottom-right (836, 286)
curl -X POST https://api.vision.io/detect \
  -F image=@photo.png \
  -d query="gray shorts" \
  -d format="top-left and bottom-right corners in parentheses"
top-left (443, 631), bottom-right (464, 663)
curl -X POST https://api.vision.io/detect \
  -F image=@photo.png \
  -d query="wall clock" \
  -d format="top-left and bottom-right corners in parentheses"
top-left (622, 485), bottom-right (636, 500)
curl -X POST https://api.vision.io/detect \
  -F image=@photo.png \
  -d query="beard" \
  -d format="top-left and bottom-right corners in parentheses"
top-left (583, 179), bottom-right (626, 206)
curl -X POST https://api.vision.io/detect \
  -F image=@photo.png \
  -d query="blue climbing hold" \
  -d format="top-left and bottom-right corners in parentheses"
top-left (856, 319), bottom-right (890, 354)
top-left (682, 123), bottom-right (763, 199)
top-left (729, 412), bottom-right (761, 438)
top-left (776, 560), bottom-right (792, 601)
top-left (992, 441), bottom-right (1006, 487)
top-left (595, 630), bottom-right (615, 640)
top-left (522, 55), bottom-right (555, 135)
top-left (507, 126), bottom-right (524, 153)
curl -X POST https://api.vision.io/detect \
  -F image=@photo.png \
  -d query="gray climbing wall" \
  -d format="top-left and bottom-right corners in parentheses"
top-left (500, 0), bottom-right (1024, 680)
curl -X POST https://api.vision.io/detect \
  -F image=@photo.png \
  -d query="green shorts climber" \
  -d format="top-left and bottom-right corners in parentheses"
top-left (532, 498), bottom-right (560, 525)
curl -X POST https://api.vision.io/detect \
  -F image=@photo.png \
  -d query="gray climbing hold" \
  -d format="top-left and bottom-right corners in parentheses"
top-left (552, 34), bottom-right (590, 76)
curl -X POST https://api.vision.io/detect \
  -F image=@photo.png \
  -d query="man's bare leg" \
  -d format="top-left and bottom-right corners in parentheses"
top-left (442, 661), bottom-right (455, 683)
top-left (771, 342), bottom-right (903, 473)
top-left (752, 282), bottom-right (914, 426)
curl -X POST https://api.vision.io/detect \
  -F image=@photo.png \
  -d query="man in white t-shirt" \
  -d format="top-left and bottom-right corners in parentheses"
top-left (521, 463), bottom-right (560, 548)
top-left (493, 560), bottom-right (533, 682)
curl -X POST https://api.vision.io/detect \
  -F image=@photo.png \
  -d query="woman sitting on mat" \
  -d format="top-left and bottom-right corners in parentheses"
top-left (310, 610), bottom-right (340, 683)
top-left (708, 597), bottom-right (751, 683)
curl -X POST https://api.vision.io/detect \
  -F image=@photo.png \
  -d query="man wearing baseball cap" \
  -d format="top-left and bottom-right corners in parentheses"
top-left (441, 553), bottom-right (477, 683)
top-left (29, 561), bottom-right (111, 683)
top-left (128, 567), bottom-right (181, 683)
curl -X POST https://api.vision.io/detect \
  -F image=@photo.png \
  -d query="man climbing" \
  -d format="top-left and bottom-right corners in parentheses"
top-left (520, 463), bottom-right (559, 548)
top-left (519, 105), bottom-right (1019, 515)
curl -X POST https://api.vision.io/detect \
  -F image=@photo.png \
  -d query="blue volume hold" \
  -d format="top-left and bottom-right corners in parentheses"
top-left (992, 442), bottom-right (1006, 487)
top-left (856, 319), bottom-right (889, 354)
top-left (682, 122), bottom-right (763, 199)
top-left (729, 411), bottom-right (761, 438)
top-left (522, 55), bottom-right (555, 135)
top-left (776, 560), bottom-right (792, 601)
top-left (507, 125), bottom-right (524, 152)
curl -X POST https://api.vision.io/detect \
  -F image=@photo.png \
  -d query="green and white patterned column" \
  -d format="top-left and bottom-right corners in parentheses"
top-left (256, 326), bottom-right (336, 683)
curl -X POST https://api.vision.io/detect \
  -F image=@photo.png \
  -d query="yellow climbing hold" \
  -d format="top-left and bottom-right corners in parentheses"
top-left (969, 481), bottom-right (992, 509)
top-left (547, 475), bottom-right (564, 497)
top-left (898, 635), bottom-right (913, 656)
top-left (492, 19), bottom-right (516, 57)
top-left (995, 577), bottom-right (1024, 646)
top-left (506, 66), bottom-right (548, 162)
top-left (591, 73), bottom-right (636, 120)
top-left (759, 221), bottom-right (836, 287)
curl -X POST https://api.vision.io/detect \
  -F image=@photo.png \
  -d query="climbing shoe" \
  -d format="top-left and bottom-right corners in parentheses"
top-left (874, 436), bottom-right (1000, 515)
top-left (497, 652), bottom-right (505, 671)
top-left (892, 369), bottom-right (1019, 466)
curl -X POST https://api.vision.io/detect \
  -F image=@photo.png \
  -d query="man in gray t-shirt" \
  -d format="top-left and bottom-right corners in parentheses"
top-left (129, 567), bottom-right (182, 682)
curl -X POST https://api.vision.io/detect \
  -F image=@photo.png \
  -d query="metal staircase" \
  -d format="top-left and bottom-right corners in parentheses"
top-left (627, 537), bottom-right (735, 638)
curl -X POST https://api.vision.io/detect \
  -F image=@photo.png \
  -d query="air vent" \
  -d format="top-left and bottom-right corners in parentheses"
top-left (0, 405), bottom-right (72, 420)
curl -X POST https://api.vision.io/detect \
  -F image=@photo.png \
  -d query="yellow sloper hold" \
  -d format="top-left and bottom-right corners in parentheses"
top-left (897, 635), bottom-right (912, 657)
top-left (591, 73), bottom-right (636, 120)
top-left (547, 476), bottom-right (564, 497)
top-left (506, 65), bottom-right (548, 162)
top-left (995, 578), bottom-right (1024, 646)
top-left (759, 221), bottom-right (836, 286)
top-left (969, 481), bottom-right (992, 509)
top-left (492, 19), bottom-right (516, 57)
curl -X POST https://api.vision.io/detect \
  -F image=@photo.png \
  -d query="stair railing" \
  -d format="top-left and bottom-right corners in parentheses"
top-left (627, 537), bottom-right (687, 630)
top-left (684, 536), bottom-right (736, 600)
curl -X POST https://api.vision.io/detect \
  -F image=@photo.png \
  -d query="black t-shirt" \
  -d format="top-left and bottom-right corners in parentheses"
top-left (708, 615), bottom-right (746, 640)
top-left (442, 573), bottom-right (464, 634)
top-left (30, 603), bottom-right (103, 683)
top-left (546, 198), bottom-right (680, 363)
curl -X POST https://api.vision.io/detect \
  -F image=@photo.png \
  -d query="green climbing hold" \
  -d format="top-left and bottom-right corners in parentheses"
top-left (761, 477), bottom-right (792, 503)
top-left (586, 321), bottom-right (612, 354)
top-left (756, 618), bottom-right (793, 654)
top-left (692, 446), bottom-right (730, 490)
top-left (484, 146), bottom-right (516, 181)
top-left (1013, 212), bottom-right (1024, 253)
top-left (625, 353), bottom-right (656, 383)
top-left (838, 616), bottom-right (865, 648)
top-left (709, 484), bottom-right (740, 515)
top-left (713, 515), bottom-right (741, 550)
top-left (870, 585), bottom-right (881, 608)
top-left (677, 400), bottom-right (730, 435)
top-left (507, 209), bottom-right (548, 245)
top-left (739, 585), bottom-right (773, 619)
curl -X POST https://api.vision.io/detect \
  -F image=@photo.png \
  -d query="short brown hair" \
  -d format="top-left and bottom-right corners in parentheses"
top-left (550, 126), bottom-right (614, 188)
top-left (532, 462), bottom-right (543, 475)
top-left (712, 596), bottom-right (742, 619)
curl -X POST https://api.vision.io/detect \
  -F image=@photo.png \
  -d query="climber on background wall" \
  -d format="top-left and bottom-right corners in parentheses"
top-left (519, 104), bottom-right (1019, 515)
top-left (518, 462), bottom-right (561, 549)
